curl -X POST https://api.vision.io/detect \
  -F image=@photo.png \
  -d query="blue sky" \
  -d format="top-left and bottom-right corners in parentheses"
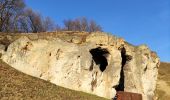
top-left (25, 0), bottom-right (170, 62)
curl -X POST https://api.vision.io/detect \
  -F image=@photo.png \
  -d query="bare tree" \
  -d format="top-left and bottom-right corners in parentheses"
top-left (0, 0), bottom-right (102, 33)
top-left (54, 24), bottom-right (62, 31)
top-left (17, 15), bottom-right (31, 33)
top-left (89, 20), bottom-right (102, 32)
top-left (21, 8), bottom-right (56, 33)
top-left (73, 18), bottom-right (80, 31)
top-left (0, 0), bottom-right (25, 32)
top-left (43, 17), bottom-right (55, 32)
top-left (24, 8), bottom-right (45, 33)
top-left (63, 19), bottom-right (73, 31)
top-left (80, 17), bottom-right (88, 32)
top-left (0, 0), bottom-right (56, 33)
top-left (63, 17), bottom-right (102, 32)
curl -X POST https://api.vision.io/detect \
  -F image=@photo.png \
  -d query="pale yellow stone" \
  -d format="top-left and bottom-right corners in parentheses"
top-left (0, 32), bottom-right (159, 100)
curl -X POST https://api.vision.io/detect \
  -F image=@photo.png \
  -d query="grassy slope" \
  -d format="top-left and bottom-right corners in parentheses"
top-left (0, 60), bottom-right (107, 100)
top-left (156, 62), bottom-right (170, 100)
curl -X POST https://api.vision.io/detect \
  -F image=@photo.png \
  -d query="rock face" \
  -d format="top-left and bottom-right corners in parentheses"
top-left (0, 32), bottom-right (160, 100)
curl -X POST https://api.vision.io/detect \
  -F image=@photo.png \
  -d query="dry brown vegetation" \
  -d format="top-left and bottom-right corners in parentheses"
top-left (0, 60), bottom-right (108, 100)
top-left (156, 62), bottom-right (170, 100)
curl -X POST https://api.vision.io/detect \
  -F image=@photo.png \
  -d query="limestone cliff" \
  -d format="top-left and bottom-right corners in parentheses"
top-left (0, 32), bottom-right (160, 100)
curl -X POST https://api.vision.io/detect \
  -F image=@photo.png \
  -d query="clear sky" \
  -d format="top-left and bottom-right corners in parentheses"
top-left (25, 0), bottom-right (170, 62)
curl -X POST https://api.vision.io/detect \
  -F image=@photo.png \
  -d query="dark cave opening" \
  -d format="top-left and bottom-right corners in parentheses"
top-left (115, 47), bottom-right (126, 91)
top-left (90, 47), bottom-right (109, 72)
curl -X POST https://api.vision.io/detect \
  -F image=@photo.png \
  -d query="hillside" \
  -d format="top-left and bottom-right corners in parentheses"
top-left (0, 60), bottom-right (107, 100)
top-left (156, 62), bottom-right (170, 100)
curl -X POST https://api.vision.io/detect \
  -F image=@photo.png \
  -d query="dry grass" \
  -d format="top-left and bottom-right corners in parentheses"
top-left (0, 60), bottom-right (108, 100)
top-left (156, 62), bottom-right (170, 100)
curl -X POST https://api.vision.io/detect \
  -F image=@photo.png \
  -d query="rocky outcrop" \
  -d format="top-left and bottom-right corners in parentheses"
top-left (0, 32), bottom-right (160, 100)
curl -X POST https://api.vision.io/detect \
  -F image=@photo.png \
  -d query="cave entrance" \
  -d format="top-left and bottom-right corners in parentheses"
top-left (116, 47), bottom-right (126, 91)
top-left (90, 47), bottom-right (109, 72)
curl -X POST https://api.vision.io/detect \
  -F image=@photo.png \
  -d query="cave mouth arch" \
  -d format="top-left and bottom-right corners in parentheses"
top-left (90, 47), bottom-right (109, 72)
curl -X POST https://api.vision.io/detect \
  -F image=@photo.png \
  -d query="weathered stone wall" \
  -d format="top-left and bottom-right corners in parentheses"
top-left (0, 32), bottom-right (160, 100)
top-left (122, 44), bottom-right (160, 100)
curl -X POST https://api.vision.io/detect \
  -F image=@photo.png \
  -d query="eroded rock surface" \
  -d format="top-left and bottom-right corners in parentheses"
top-left (0, 32), bottom-right (160, 100)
